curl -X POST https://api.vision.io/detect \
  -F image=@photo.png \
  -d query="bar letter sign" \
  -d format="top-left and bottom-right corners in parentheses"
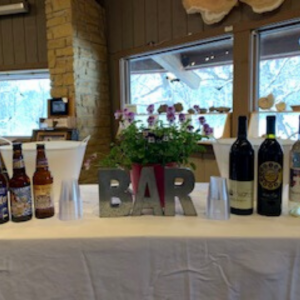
top-left (98, 167), bottom-right (197, 217)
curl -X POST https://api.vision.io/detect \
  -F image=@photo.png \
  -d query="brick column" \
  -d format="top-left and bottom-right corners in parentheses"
top-left (45, 0), bottom-right (111, 183)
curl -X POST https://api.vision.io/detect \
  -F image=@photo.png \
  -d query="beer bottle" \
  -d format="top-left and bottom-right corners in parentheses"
top-left (33, 144), bottom-right (55, 219)
top-left (0, 152), bottom-right (9, 224)
top-left (0, 151), bottom-right (9, 184)
top-left (9, 143), bottom-right (33, 222)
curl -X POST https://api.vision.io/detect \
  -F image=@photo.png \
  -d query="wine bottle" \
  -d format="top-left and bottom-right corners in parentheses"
top-left (257, 115), bottom-right (283, 216)
top-left (289, 115), bottom-right (300, 217)
top-left (229, 116), bottom-right (254, 215)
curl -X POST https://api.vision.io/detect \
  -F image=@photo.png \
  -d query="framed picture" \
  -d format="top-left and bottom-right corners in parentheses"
top-left (35, 131), bottom-right (70, 141)
top-left (48, 98), bottom-right (69, 117)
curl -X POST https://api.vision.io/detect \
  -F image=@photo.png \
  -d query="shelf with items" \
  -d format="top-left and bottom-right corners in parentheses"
top-left (249, 111), bottom-right (300, 140)
top-left (31, 129), bottom-right (79, 141)
top-left (132, 112), bottom-right (231, 140)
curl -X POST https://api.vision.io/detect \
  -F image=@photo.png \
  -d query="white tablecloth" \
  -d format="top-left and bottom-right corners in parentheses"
top-left (1, 184), bottom-right (300, 300)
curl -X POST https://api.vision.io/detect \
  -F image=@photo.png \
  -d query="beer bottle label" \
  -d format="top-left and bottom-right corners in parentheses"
top-left (33, 184), bottom-right (54, 209)
top-left (0, 187), bottom-right (9, 219)
top-left (13, 159), bottom-right (25, 169)
top-left (10, 186), bottom-right (32, 217)
top-left (36, 158), bottom-right (48, 168)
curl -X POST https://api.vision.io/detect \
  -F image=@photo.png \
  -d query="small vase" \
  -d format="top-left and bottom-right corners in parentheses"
top-left (130, 163), bottom-right (176, 208)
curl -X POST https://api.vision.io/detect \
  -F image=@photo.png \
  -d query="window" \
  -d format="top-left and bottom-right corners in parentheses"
top-left (255, 22), bottom-right (300, 139)
top-left (125, 37), bottom-right (233, 114)
top-left (0, 70), bottom-right (51, 137)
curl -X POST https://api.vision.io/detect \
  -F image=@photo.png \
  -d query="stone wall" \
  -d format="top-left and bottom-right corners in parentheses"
top-left (45, 0), bottom-right (111, 183)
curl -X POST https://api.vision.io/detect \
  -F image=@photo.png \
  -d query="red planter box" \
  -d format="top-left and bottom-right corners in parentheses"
top-left (130, 163), bottom-right (175, 208)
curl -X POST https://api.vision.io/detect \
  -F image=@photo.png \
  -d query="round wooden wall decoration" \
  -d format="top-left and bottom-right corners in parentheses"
top-left (182, 0), bottom-right (286, 25)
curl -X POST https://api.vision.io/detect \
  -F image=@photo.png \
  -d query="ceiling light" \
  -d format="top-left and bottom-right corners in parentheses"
top-left (0, 1), bottom-right (29, 16)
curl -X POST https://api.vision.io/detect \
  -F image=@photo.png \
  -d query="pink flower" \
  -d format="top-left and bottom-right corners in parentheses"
top-left (147, 104), bottom-right (154, 114)
top-left (193, 105), bottom-right (200, 113)
top-left (83, 153), bottom-right (97, 170)
top-left (147, 115), bottom-right (156, 126)
top-left (167, 106), bottom-right (175, 114)
top-left (179, 113), bottom-right (186, 123)
top-left (203, 124), bottom-right (213, 135)
top-left (205, 127), bottom-right (214, 135)
top-left (125, 111), bottom-right (135, 123)
top-left (187, 125), bottom-right (194, 132)
top-left (114, 110), bottom-right (123, 120)
top-left (167, 112), bottom-right (176, 124)
top-left (199, 116), bottom-right (206, 125)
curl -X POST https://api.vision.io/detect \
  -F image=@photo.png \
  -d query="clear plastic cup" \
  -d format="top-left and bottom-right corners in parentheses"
top-left (206, 176), bottom-right (230, 220)
top-left (59, 179), bottom-right (83, 221)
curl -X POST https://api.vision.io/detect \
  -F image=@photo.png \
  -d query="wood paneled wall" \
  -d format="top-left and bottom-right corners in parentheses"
top-left (105, 0), bottom-right (300, 55)
top-left (106, 0), bottom-right (204, 54)
top-left (0, 0), bottom-right (47, 71)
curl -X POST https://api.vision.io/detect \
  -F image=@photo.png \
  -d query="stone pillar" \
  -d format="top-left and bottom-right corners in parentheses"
top-left (45, 0), bottom-right (111, 183)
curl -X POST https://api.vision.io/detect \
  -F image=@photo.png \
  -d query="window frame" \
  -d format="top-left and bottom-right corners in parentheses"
top-left (254, 19), bottom-right (300, 107)
top-left (250, 20), bottom-right (300, 139)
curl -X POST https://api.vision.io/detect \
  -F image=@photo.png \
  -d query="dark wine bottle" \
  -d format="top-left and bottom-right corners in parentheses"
top-left (229, 116), bottom-right (254, 215)
top-left (257, 115), bottom-right (283, 216)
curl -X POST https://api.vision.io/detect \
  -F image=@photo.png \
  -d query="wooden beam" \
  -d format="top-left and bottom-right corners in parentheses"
top-left (152, 53), bottom-right (200, 89)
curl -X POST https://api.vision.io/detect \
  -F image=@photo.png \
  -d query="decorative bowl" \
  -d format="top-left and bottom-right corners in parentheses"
top-left (0, 138), bottom-right (90, 201)
top-left (291, 105), bottom-right (300, 112)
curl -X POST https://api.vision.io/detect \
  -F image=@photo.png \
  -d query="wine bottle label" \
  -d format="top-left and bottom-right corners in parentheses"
top-left (289, 168), bottom-right (300, 202)
top-left (13, 159), bottom-right (25, 169)
top-left (0, 187), bottom-right (9, 219)
top-left (258, 161), bottom-right (282, 190)
top-left (229, 180), bottom-right (254, 209)
top-left (33, 184), bottom-right (54, 209)
top-left (10, 186), bottom-right (32, 217)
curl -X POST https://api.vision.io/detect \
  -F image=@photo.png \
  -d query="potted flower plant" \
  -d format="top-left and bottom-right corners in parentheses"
top-left (100, 104), bottom-right (206, 207)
